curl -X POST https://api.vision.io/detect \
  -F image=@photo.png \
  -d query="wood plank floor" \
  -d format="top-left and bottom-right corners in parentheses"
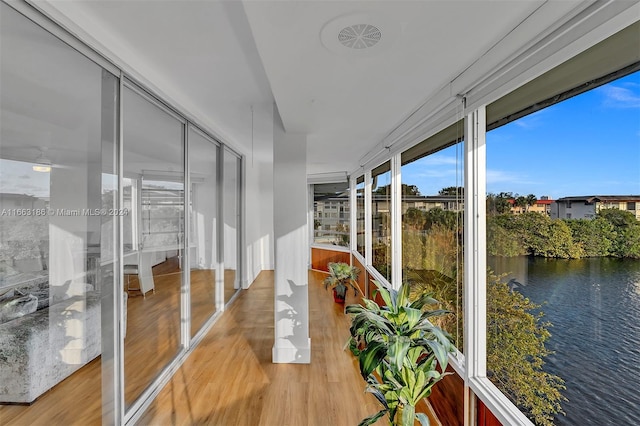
top-left (0, 258), bottom-right (237, 426)
top-left (0, 268), bottom-right (388, 425)
top-left (138, 269), bottom-right (385, 426)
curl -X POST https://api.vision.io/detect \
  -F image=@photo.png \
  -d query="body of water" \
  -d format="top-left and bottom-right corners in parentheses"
top-left (489, 256), bottom-right (640, 426)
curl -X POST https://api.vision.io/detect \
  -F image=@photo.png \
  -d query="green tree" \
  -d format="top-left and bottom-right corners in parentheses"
top-left (487, 193), bottom-right (512, 215)
top-left (374, 184), bottom-right (421, 196)
top-left (407, 267), bottom-right (565, 425)
top-left (487, 272), bottom-right (566, 426)
top-left (424, 207), bottom-right (458, 231)
top-left (438, 186), bottom-right (463, 196)
top-left (598, 208), bottom-right (638, 227)
top-left (402, 184), bottom-right (421, 196)
top-left (402, 229), bottom-right (426, 270)
top-left (335, 222), bottom-right (349, 247)
top-left (519, 212), bottom-right (581, 258)
top-left (566, 218), bottom-right (614, 257)
top-left (404, 215), bottom-right (565, 425)
top-left (598, 208), bottom-right (640, 258)
top-left (515, 196), bottom-right (528, 211)
top-left (487, 217), bottom-right (526, 257)
top-left (403, 207), bottom-right (426, 230)
top-left (525, 194), bottom-right (537, 212)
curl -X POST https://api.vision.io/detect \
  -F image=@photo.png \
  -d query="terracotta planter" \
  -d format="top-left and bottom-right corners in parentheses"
top-left (333, 289), bottom-right (346, 303)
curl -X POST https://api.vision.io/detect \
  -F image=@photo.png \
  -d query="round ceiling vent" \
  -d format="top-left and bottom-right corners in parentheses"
top-left (337, 24), bottom-right (381, 49)
top-left (320, 13), bottom-right (399, 57)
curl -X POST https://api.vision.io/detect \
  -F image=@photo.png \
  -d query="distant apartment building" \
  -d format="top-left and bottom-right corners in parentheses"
top-left (368, 194), bottom-right (464, 216)
top-left (314, 196), bottom-right (350, 226)
top-left (508, 196), bottom-right (553, 215)
top-left (313, 194), bottom-right (463, 245)
top-left (401, 195), bottom-right (464, 213)
top-left (0, 193), bottom-right (48, 210)
top-left (550, 195), bottom-right (640, 220)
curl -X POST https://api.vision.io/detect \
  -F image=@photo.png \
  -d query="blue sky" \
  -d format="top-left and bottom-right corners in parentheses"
top-left (402, 71), bottom-right (640, 199)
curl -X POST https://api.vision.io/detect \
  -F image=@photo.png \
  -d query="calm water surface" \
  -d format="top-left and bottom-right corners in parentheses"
top-left (489, 256), bottom-right (640, 426)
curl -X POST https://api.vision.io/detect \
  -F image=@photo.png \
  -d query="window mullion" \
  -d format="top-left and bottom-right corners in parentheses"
top-left (391, 153), bottom-right (402, 290)
top-left (464, 105), bottom-right (487, 378)
top-left (364, 170), bottom-right (372, 267)
top-left (350, 176), bottom-right (357, 253)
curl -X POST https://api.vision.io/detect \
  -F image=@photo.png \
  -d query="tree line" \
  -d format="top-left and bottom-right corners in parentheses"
top-left (401, 205), bottom-right (565, 425)
top-left (403, 196), bottom-right (640, 259)
top-left (488, 209), bottom-right (640, 259)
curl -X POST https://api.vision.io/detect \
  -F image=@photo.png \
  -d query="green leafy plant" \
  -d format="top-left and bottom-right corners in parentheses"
top-left (346, 280), bottom-right (454, 426)
top-left (323, 262), bottom-right (360, 301)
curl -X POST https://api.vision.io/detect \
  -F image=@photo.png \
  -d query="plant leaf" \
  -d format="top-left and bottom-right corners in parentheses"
top-left (365, 386), bottom-right (389, 409)
top-left (416, 412), bottom-right (431, 426)
top-left (388, 335), bottom-right (411, 374)
top-left (423, 339), bottom-right (450, 371)
top-left (402, 404), bottom-right (416, 426)
top-left (373, 281), bottom-right (395, 310)
top-left (403, 307), bottom-right (422, 330)
top-left (357, 409), bottom-right (388, 426)
top-left (397, 280), bottom-right (412, 309)
top-left (359, 341), bottom-right (387, 377)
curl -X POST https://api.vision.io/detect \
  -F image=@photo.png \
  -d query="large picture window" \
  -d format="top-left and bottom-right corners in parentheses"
top-left (312, 182), bottom-right (350, 247)
top-left (355, 175), bottom-right (366, 257)
top-left (371, 161), bottom-right (392, 281)
top-left (401, 130), bottom-right (464, 351)
top-left (485, 69), bottom-right (640, 425)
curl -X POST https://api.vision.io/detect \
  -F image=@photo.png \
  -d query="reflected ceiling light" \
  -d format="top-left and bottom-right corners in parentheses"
top-left (33, 149), bottom-right (51, 173)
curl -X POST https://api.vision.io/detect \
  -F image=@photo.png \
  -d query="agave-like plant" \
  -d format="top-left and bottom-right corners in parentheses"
top-left (323, 262), bottom-right (360, 300)
top-left (346, 280), bottom-right (454, 426)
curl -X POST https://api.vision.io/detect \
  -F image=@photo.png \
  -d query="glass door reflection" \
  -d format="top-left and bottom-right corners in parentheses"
top-left (223, 149), bottom-right (240, 304)
top-left (188, 127), bottom-right (219, 337)
top-left (122, 86), bottom-right (184, 409)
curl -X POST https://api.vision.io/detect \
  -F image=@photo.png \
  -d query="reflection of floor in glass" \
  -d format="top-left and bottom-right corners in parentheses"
top-left (190, 268), bottom-right (216, 337)
top-left (224, 268), bottom-right (237, 304)
top-left (0, 256), bottom-right (219, 424)
top-left (124, 256), bottom-right (182, 408)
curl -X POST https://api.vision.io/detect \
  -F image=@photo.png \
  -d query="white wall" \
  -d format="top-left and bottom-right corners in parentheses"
top-left (244, 102), bottom-right (275, 287)
top-left (272, 110), bottom-right (310, 364)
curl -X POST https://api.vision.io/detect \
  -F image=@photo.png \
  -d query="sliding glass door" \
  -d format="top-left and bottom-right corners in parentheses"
top-left (121, 85), bottom-right (185, 409)
top-left (0, 3), bottom-right (118, 423)
top-left (223, 148), bottom-right (241, 304)
top-left (188, 126), bottom-right (219, 336)
top-left (0, 3), bottom-right (244, 424)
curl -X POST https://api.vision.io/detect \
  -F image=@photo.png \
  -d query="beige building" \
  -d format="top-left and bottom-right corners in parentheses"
top-left (508, 197), bottom-right (553, 215)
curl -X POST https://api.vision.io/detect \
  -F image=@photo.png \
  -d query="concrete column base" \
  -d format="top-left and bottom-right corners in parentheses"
top-left (272, 338), bottom-right (311, 364)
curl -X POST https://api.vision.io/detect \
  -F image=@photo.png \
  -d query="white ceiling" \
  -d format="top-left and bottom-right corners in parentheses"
top-left (243, 0), bottom-right (549, 173)
top-left (8, 0), bottom-right (602, 176)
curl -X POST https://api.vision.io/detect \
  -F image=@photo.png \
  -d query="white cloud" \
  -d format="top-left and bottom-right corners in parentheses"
top-left (416, 154), bottom-right (459, 167)
top-left (486, 169), bottom-right (534, 185)
top-left (513, 109), bottom-right (546, 129)
top-left (409, 169), bottom-right (458, 179)
top-left (599, 84), bottom-right (640, 108)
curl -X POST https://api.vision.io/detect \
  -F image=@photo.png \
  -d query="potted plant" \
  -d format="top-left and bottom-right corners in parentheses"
top-left (346, 280), bottom-right (454, 426)
top-left (323, 262), bottom-right (360, 303)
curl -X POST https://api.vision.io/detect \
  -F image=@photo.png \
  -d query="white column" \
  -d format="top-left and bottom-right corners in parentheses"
top-left (272, 115), bottom-right (310, 364)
